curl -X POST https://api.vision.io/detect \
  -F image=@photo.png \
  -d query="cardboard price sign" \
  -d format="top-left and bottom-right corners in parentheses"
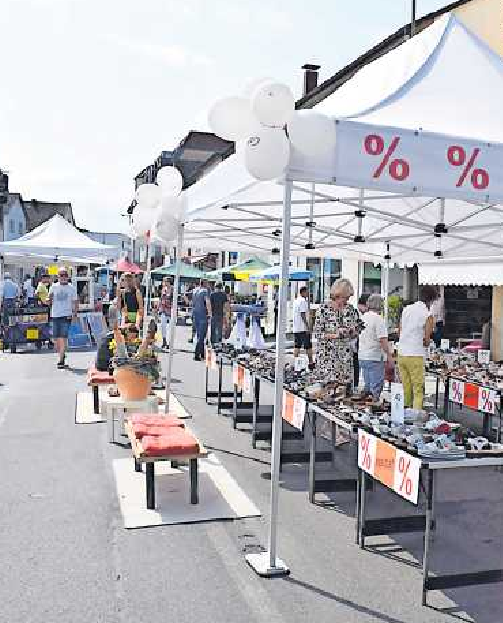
top-left (232, 363), bottom-right (245, 390)
top-left (243, 368), bottom-right (252, 396)
top-left (449, 378), bottom-right (499, 414)
top-left (358, 430), bottom-right (420, 505)
top-left (478, 349), bottom-right (490, 364)
top-left (390, 383), bottom-right (405, 425)
top-left (282, 390), bottom-right (306, 431)
top-left (205, 349), bottom-right (217, 370)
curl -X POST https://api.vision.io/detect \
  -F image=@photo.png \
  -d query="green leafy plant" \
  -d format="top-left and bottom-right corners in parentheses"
top-left (387, 295), bottom-right (403, 329)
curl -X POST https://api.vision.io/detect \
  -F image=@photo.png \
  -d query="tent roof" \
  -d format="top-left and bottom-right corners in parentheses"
top-left (112, 258), bottom-right (142, 274)
top-left (182, 14), bottom-right (503, 264)
top-left (0, 215), bottom-right (117, 261)
top-left (152, 262), bottom-right (206, 279)
top-left (250, 266), bottom-right (313, 282)
top-left (205, 257), bottom-right (271, 280)
top-left (419, 258), bottom-right (503, 286)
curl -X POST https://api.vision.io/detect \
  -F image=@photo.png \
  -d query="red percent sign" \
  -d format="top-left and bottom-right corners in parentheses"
top-left (480, 388), bottom-right (493, 412)
top-left (364, 134), bottom-right (410, 181)
top-left (360, 434), bottom-right (372, 470)
top-left (451, 381), bottom-right (463, 402)
top-left (398, 456), bottom-right (413, 496)
top-left (446, 146), bottom-right (489, 190)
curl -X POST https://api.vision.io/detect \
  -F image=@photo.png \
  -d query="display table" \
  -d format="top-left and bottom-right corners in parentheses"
top-left (356, 428), bottom-right (503, 605)
top-left (101, 394), bottom-right (158, 445)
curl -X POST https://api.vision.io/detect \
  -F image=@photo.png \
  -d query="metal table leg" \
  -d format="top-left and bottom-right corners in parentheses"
top-left (422, 469), bottom-right (434, 606)
top-left (355, 469), bottom-right (362, 545)
top-left (308, 411), bottom-right (317, 504)
top-left (232, 383), bottom-right (238, 429)
top-left (146, 463), bottom-right (155, 510)
top-left (93, 386), bottom-right (99, 415)
top-left (331, 422), bottom-right (337, 466)
top-left (217, 358), bottom-right (223, 413)
top-left (189, 458), bottom-right (198, 504)
top-left (252, 377), bottom-right (260, 449)
top-left (435, 376), bottom-right (439, 410)
top-left (134, 458), bottom-right (142, 473)
top-left (443, 376), bottom-right (450, 417)
top-left (359, 469), bottom-right (367, 549)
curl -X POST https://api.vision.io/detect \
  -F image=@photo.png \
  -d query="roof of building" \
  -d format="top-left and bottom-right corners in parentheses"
top-left (23, 199), bottom-right (74, 232)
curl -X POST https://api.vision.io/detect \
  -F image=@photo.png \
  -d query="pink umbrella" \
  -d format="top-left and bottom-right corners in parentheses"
top-left (112, 258), bottom-right (142, 274)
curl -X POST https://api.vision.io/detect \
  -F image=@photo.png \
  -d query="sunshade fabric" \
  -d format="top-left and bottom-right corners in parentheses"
top-left (112, 258), bottom-right (142, 274)
top-left (0, 215), bottom-right (117, 261)
top-left (151, 262), bottom-right (206, 279)
top-left (181, 14), bottom-right (503, 265)
top-left (249, 266), bottom-right (313, 282)
top-left (205, 257), bottom-right (271, 281)
top-left (419, 259), bottom-right (503, 286)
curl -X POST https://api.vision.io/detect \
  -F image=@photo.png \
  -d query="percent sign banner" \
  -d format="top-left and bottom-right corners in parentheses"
top-left (334, 121), bottom-right (503, 203)
top-left (358, 429), bottom-right (421, 504)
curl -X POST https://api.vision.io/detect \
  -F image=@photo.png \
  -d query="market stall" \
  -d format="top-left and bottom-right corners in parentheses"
top-left (167, 12), bottom-right (503, 581)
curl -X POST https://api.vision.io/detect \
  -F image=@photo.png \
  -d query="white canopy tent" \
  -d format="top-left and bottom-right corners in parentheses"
top-left (0, 215), bottom-right (117, 262)
top-left (419, 258), bottom-right (503, 286)
top-left (168, 13), bottom-right (503, 576)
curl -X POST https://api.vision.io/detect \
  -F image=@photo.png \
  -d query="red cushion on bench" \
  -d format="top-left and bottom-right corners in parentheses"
top-left (132, 420), bottom-right (184, 439)
top-left (129, 414), bottom-right (183, 427)
top-left (87, 367), bottom-right (115, 385)
top-left (141, 430), bottom-right (199, 457)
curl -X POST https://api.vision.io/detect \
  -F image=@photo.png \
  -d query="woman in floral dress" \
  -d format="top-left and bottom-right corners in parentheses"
top-left (313, 278), bottom-right (364, 388)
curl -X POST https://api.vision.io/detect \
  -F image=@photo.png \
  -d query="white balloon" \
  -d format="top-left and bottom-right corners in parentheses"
top-left (244, 127), bottom-right (290, 181)
top-left (156, 166), bottom-right (183, 197)
top-left (287, 110), bottom-right (336, 156)
top-left (154, 210), bottom-right (178, 244)
top-left (160, 195), bottom-right (186, 221)
top-left (135, 183), bottom-right (161, 211)
top-left (208, 96), bottom-right (255, 141)
top-left (242, 76), bottom-right (274, 99)
top-left (251, 82), bottom-right (295, 128)
top-left (133, 203), bottom-right (155, 236)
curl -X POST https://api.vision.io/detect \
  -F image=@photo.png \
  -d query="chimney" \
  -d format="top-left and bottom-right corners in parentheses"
top-left (302, 63), bottom-right (321, 96)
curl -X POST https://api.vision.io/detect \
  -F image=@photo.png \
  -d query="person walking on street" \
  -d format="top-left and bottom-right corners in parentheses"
top-left (121, 272), bottom-right (143, 327)
top-left (158, 277), bottom-right (172, 350)
top-left (1, 273), bottom-right (19, 325)
top-left (293, 286), bottom-right (314, 369)
top-left (23, 274), bottom-right (35, 301)
top-left (210, 282), bottom-right (227, 345)
top-left (358, 294), bottom-right (394, 400)
top-left (192, 280), bottom-right (212, 361)
top-left (49, 267), bottom-right (78, 368)
top-left (397, 286), bottom-right (436, 409)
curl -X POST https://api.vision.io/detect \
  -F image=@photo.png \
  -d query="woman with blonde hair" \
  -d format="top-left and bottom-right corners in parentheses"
top-left (313, 278), bottom-right (364, 388)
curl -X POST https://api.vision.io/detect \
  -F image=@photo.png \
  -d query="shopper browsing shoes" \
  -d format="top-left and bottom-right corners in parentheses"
top-left (49, 267), bottom-right (78, 368)
top-left (293, 286), bottom-right (314, 370)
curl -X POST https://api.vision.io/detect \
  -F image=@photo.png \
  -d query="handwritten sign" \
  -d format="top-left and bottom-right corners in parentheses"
top-left (390, 383), bottom-right (404, 425)
top-left (478, 349), bottom-right (490, 365)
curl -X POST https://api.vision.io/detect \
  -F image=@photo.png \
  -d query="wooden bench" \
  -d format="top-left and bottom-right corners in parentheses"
top-left (87, 366), bottom-right (116, 414)
top-left (125, 419), bottom-right (207, 510)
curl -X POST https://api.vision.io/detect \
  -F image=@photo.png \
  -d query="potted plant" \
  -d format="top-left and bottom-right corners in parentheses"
top-left (112, 328), bottom-right (160, 401)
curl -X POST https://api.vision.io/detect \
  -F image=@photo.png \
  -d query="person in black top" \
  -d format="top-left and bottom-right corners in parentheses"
top-left (121, 272), bottom-right (143, 327)
top-left (210, 282), bottom-right (227, 345)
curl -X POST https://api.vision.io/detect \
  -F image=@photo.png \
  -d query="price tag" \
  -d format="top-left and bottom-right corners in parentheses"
top-left (449, 378), bottom-right (465, 404)
top-left (243, 369), bottom-right (252, 396)
top-left (440, 338), bottom-right (450, 351)
top-left (390, 383), bottom-right (404, 425)
top-left (478, 349), bottom-right (490, 365)
top-left (358, 430), bottom-right (420, 505)
top-left (478, 387), bottom-right (497, 414)
top-left (282, 390), bottom-right (306, 431)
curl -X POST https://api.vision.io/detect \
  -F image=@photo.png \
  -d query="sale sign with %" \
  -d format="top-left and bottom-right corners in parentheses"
top-left (358, 429), bottom-right (376, 474)
top-left (363, 134), bottom-right (410, 182)
top-left (449, 379), bottom-right (465, 404)
top-left (478, 387), bottom-right (498, 415)
top-left (446, 145), bottom-right (489, 190)
top-left (393, 449), bottom-right (420, 504)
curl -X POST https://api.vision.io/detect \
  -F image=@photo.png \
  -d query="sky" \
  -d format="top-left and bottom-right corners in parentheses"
top-left (1, 0), bottom-right (450, 233)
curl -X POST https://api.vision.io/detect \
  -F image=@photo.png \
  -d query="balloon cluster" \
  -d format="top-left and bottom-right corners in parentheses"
top-left (208, 78), bottom-right (336, 181)
top-left (132, 166), bottom-right (185, 244)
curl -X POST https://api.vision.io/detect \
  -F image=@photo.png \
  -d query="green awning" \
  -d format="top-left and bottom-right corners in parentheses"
top-left (151, 263), bottom-right (206, 280)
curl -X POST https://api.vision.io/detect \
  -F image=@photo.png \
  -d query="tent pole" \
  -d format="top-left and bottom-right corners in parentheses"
top-left (143, 235), bottom-right (152, 335)
top-left (165, 223), bottom-right (184, 413)
top-left (384, 259), bottom-right (390, 328)
top-left (246, 180), bottom-right (292, 577)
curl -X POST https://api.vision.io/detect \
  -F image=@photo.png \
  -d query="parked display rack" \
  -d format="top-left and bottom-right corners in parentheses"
top-left (2, 303), bottom-right (51, 353)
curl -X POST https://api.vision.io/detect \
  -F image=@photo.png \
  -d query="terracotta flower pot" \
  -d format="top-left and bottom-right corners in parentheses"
top-left (114, 367), bottom-right (151, 401)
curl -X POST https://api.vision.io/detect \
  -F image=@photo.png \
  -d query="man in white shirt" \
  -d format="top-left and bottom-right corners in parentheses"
top-left (358, 294), bottom-right (394, 399)
top-left (293, 286), bottom-right (314, 369)
top-left (23, 275), bottom-right (35, 300)
top-left (49, 267), bottom-right (78, 368)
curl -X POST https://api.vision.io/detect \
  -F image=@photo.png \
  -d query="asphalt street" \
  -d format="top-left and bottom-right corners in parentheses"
top-left (1, 328), bottom-right (502, 623)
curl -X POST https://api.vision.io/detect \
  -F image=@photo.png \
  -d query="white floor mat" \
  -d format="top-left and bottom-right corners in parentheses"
top-left (75, 391), bottom-right (105, 424)
top-left (113, 453), bottom-right (261, 529)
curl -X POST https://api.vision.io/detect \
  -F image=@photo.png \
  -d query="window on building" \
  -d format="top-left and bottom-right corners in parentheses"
top-left (18, 222), bottom-right (23, 236)
top-left (306, 257), bottom-right (322, 304)
top-left (9, 219), bottom-right (14, 234)
top-left (363, 262), bottom-right (382, 294)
